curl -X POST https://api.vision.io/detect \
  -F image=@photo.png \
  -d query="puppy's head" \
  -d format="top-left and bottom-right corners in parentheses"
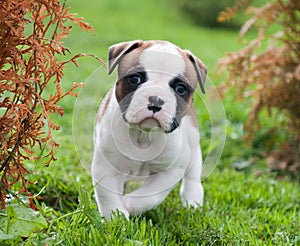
top-left (109, 40), bottom-right (207, 133)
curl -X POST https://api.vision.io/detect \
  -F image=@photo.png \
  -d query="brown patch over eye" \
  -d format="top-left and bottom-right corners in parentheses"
top-left (115, 71), bottom-right (147, 114)
top-left (169, 77), bottom-right (194, 129)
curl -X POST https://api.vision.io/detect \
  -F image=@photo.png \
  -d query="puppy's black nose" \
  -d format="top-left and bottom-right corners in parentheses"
top-left (148, 96), bottom-right (164, 113)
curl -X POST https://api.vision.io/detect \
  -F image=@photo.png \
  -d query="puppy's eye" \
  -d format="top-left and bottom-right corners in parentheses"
top-left (174, 83), bottom-right (188, 96)
top-left (126, 73), bottom-right (145, 86)
top-left (170, 77), bottom-right (191, 97)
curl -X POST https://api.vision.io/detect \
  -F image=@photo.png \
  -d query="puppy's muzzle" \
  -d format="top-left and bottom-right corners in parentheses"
top-left (147, 96), bottom-right (165, 113)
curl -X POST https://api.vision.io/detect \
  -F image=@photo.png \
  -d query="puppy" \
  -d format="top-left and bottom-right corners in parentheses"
top-left (91, 40), bottom-right (207, 219)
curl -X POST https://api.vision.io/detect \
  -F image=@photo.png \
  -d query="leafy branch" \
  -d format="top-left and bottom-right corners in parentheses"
top-left (0, 0), bottom-right (103, 208)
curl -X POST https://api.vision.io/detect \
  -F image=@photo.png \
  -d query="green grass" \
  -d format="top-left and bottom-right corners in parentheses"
top-left (1, 0), bottom-right (299, 245)
top-left (6, 170), bottom-right (299, 245)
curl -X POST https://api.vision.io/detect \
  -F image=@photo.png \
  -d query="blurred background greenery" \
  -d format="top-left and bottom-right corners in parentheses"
top-left (65, 0), bottom-right (244, 74)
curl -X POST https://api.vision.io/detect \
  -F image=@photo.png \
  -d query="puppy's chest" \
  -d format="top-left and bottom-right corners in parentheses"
top-left (110, 132), bottom-right (186, 177)
top-left (121, 137), bottom-right (189, 178)
top-left (127, 161), bottom-right (166, 178)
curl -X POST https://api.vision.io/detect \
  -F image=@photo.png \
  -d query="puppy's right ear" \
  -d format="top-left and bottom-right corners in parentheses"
top-left (108, 40), bottom-right (143, 74)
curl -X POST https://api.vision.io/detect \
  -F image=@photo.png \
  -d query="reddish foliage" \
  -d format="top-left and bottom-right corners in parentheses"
top-left (218, 0), bottom-right (300, 174)
top-left (0, 0), bottom-right (101, 208)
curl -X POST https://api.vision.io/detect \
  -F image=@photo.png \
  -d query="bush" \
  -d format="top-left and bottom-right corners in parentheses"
top-left (0, 0), bottom-right (99, 208)
top-left (219, 0), bottom-right (300, 175)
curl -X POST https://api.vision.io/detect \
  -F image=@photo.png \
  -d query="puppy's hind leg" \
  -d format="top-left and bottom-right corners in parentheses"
top-left (123, 168), bottom-right (185, 215)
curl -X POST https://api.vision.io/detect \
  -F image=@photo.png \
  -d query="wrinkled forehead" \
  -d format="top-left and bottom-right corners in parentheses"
top-left (117, 43), bottom-right (198, 89)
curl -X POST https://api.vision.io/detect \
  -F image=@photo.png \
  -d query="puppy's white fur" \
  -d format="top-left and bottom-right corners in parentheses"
top-left (91, 40), bottom-right (206, 219)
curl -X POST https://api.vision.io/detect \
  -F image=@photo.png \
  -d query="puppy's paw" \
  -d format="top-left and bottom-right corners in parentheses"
top-left (182, 198), bottom-right (203, 208)
top-left (180, 181), bottom-right (204, 208)
top-left (112, 209), bottom-right (130, 220)
top-left (100, 206), bottom-right (130, 220)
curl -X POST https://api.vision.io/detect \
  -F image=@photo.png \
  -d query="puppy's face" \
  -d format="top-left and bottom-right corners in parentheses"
top-left (109, 40), bottom-right (207, 133)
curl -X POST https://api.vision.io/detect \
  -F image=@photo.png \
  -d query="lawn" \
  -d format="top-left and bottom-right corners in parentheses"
top-left (1, 0), bottom-right (299, 245)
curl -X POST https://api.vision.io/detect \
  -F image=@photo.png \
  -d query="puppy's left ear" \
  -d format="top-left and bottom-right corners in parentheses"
top-left (108, 40), bottom-right (143, 74)
top-left (184, 50), bottom-right (207, 94)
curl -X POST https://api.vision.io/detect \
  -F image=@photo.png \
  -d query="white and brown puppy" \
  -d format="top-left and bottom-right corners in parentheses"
top-left (91, 40), bottom-right (207, 219)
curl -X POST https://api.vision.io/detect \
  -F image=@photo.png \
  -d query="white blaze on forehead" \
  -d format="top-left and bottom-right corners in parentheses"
top-left (140, 43), bottom-right (185, 76)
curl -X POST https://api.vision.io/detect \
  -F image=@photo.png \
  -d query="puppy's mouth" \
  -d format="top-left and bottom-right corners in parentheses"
top-left (138, 117), bottom-right (161, 131)
top-left (124, 116), bottom-right (163, 132)
top-left (125, 116), bottom-right (179, 133)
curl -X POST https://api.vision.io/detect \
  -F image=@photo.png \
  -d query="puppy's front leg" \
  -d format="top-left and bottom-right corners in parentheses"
top-left (123, 168), bottom-right (185, 215)
top-left (93, 175), bottom-right (129, 219)
top-left (180, 147), bottom-right (204, 208)
top-left (92, 153), bottom-right (129, 219)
